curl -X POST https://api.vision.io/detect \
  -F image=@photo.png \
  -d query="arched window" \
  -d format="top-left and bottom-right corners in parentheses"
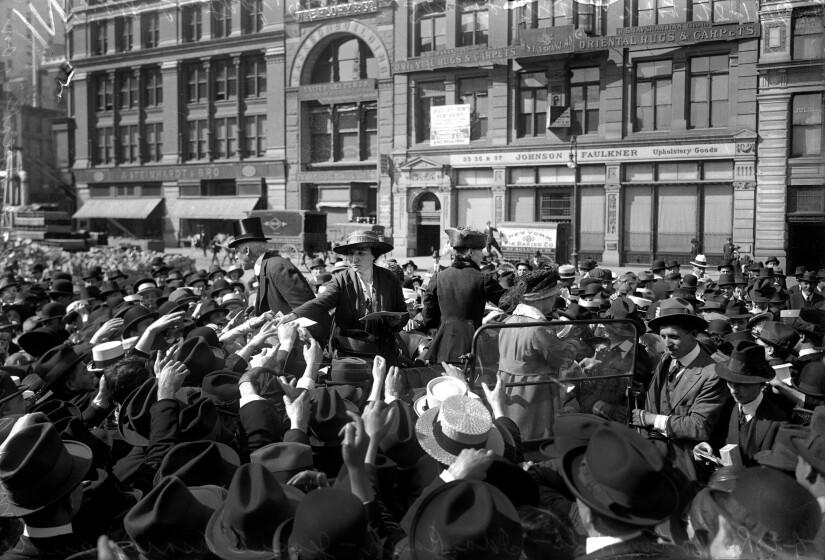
top-left (414, 191), bottom-right (441, 213)
top-left (310, 37), bottom-right (376, 83)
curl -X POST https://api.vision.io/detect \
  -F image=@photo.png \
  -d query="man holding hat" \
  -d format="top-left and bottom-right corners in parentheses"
top-left (418, 227), bottom-right (504, 363)
top-left (631, 298), bottom-right (729, 482)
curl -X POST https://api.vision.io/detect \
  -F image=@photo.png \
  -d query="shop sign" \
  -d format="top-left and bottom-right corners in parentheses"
top-left (393, 22), bottom-right (759, 73)
top-left (499, 223), bottom-right (557, 251)
top-left (430, 104), bottom-right (471, 146)
top-left (294, 0), bottom-right (378, 23)
top-left (75, 162), bottom-right (284, 184)
top-left (449, 143), bottom-right (736, 167)
top-left (548, 107), bottom-right (571, 129)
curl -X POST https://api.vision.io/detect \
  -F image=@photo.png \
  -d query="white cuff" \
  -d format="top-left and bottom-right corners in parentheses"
top-left (439, 469), bottom-right (456, 483)
top-left (296, 377), bottom-right (316, 391)
top-left (239, 394), bottom-right (265, 408)
top-left (653, 414), bottom-right (669, 434)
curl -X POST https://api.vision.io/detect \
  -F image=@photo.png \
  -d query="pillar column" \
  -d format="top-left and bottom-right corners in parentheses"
top-left (754, 91), bottom-right (789, 262)
top-left (233, 55), bottom-right (242, 157)
top-left (671, 55), bottom-right (687, 131)
top-left (265, 46), bottom-right (286, 160)
top-left (160, 61), bottom-right (180, 164)
top-left (492, 168), bottom-right (506, 224)
top-left (162, 181), bottom-right (180, 247)
top-left (73, 72), bottom-right (91, 168)
top-left (603, 163), bottom-right (621, 267)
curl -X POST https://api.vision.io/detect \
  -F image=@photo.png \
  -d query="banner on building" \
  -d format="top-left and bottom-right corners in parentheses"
top-left (499, 223), bottom-right (558, 251)
top-left (430, 104), bottom-right (471, 146)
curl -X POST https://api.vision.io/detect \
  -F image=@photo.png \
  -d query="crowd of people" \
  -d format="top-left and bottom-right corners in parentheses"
top-left (0, 217), bottom-right (822, 559)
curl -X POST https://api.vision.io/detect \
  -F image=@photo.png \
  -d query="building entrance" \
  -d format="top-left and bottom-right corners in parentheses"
top-left (788, 221), bottom-right (825, 271)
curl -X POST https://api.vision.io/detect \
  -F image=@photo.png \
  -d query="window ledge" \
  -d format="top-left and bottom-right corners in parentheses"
top-left (308, 160), bottom-right (378, 168)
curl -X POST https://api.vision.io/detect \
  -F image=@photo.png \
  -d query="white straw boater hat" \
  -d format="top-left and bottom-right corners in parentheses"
top-left (87, 341), bottom-right (125, 372)
top-left (413, 376), bottom-right (479, 417)
top-left (415, 393), bottom-right (504, 465)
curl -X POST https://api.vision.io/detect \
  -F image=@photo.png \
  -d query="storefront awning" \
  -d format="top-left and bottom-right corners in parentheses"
top-left (73, 198), bottom-right (163, 220)
top-left (169, 197), bottom-right (260, 220)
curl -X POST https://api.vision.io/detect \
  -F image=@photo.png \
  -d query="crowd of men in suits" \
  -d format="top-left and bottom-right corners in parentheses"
top-left (0, 217), bottom-right (823, 559)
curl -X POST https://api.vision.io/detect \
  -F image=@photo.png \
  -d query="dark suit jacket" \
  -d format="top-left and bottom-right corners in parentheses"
top-left (644, 350), bottom-right (730, 481)
top-left (789, 290), bottom-right (825, 310)
top-left (649, 278), bottom-right (670, 302)
top-left (1, 534), bottom-right (90, 560)
top-left (720, 392), bottom-right (788, 466)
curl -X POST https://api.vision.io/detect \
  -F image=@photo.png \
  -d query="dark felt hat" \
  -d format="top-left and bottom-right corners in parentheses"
top-left (174, 336), bottom-right (226, 387)
top-left (196, 300), bottom-right (229, 326)
top-left (201, 370), bottom-right (241, 409)
top-left (17, 328), bottom-right (63, 358)
top-left (308, 387), bottom-right (358, 446)
top-left (124, 475), bottom-right (218, 559)
top-left (48, 279), bottom-right (75, 297)
top-left (227, 218), bottom-right (270, 248)
top-left (121, 305), bottom-right (158, 338)
top-left (206, 463), bottom-right (301, 560)
top-left (33, 344), bottom-right (84, 394)
top-left (209, 278), bottom-right (231, 298)
top-left (579, 258), bottom-right (598, 272)
top-left (154, 440), bottom-right (240, 488)
top-left (800, 271), bottom-right (818, 284)
top-left (756, 321), bottom-right (800, 353)
top-left (54, 416), bottom-right (112, 471)
top-left (178, 397), bottom-right (224, 442)
top-left (326, 357), bottom-right (372, 386)
top-left (250, 442), bottom-right (314, 484)
top-left (207, 266), bottom-right (226, 281)
top-left (31, 398), bottom-right (82, 423)
top-left (98, 281), bottom-right (123, 297)
top-left (791, 406), bottom-right (825, 475)
top-left (715, 340), bottom-right (774, 384)
top-left (444, 227), bottom-right (486, 250)
top-left (407, 480), bottom-right (522, 560)
top-left (794, 265), bottom-right (807, 278)
top-left (717, 273), bottom-right (736, 288)
top-left (0, 371), bottom-right (25, 406)
top-left (793, 361), bottom-right (825, 398)
top-left (118, 378), bottom-right (158, 446)
top-left (723, 300), bottom-right (751, 320)
top-left (309, 257), bottom-right (326, 270)
top-left (651, 259), bottom-right (667, 272)
top-left (557, 302), bottom-right (593, 322)
top-left (560, 423), bottom-right (678, 527)
top-left (0, 420), bottom-right (92, 517)
top-left (334, 230), bottom-right (393, 256)
top-left (717, 260), bottom-right (734, 271)
top-left (647, 297), bottom-right (708, 332)
top-left (539, 413), bottom-right (609, 460)
top-left (37, 301), bottom-right (67, 322)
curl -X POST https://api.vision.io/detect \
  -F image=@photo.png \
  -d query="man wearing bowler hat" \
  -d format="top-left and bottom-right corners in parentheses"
top-left (631, 298), bottom-right (729, 483)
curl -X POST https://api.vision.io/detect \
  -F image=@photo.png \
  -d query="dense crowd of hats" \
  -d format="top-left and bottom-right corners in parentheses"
top-left (0, 231), bottom-right (824, 560)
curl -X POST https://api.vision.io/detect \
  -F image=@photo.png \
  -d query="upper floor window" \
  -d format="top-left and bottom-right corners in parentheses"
top-left (459, 77), bottom-right (488, 140)
top-left (145, 122), bottom-right (163, 162)
top-left (416, 0), bottom-right (446, 55)
top-left (115, 17), bottom-right (133, 52)
top-left (183, 5), bottom-right (202, 43)
top-left (213, 0), bottom-right (232, 38)
top-left (415, 81), bottom-right (446, 143)
top-left (95, 73), bottom-right (113, 112)
top-left (95, 127), bottom-right (114, 165)
top-left (792, 93), bottom-right (823, 157)
top-left (214, 117), bottom-right (238, 159)
top-left (550, 0), bottom-right (575, 26)
top-left (634, 60), bottom-right (672, 131)
top-left (243, 55), bottom-right (267, 97)
top-left (793, 13), bottom-right (824, 60)
top-left (518, 0), bottom-right (600, 34)
top-left (119, 125), bottom-right (139, 163)
top-left (308, 102), bottom-right (377, 163)
top-left (311, 38), bottom-right (376, 83)
top-left (91, 21), bottom-right (108, 55)
top-left (185, 119), bottom-right (209, 160)
top-left (517, 72), bottom-right (548, 138)
top-left (689, 55), bottom-right (728, 129)
top-left (214, 59), bottom-right (238, 101)
top-left (144, 66), bottom-right (163, 106)
top-left (118, 71), bottom-right (138, 109)
top-left (460, 0), bottom-right (488, 47)
top-left (142, 13), bottom-right (159, 48)
top-left (571, 67), bottom-right (600, 135)
top-left (636, 0), bottom-right (680, 26)
top-left (242, 0), bottom-right (264, 34)
top-left (692, 0), bottom-right (733, 22)
top-left (185, 62), bottom-right (208, 103)
top-left (244, 115), bottom-right (267, 157)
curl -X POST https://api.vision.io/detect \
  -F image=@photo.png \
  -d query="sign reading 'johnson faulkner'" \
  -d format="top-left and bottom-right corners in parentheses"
top-left (294, 0), bottom-right (378, 23)
top-left (393, 21), bottom-right (759, 73)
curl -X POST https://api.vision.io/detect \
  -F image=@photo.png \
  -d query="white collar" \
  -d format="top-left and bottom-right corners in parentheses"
top-left (799, 348), bottom-right (821, 358)
top-left (585, 533), bottom-right (643, 554)
top-left (740, 391), bottom-right (763, 420)
top-left (513, 303), bottom-right (546, 321)
top-left (676, 343), bottom-right (702, 368)
top-left (253, 253), bottom-right (265, 277)
top-left (818, 496), bottom-right (825, 514)
top-left (23, 524), bottom-right (73, 538)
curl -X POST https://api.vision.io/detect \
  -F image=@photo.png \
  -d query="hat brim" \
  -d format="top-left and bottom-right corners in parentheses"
top-left (715, 366), bottom-right (772, 385)
top-left (790, 434), bottom-right (825, 476)
top-left (333, 241), bottom-right (394, 257)
top-left (412, 392), bottom-right (480, 417)
top-left (648, 314), bottom-right (708, 333)
top-left (414, 404), bottom-right (504, 465)
top-left (0, 439), bottom-right (93, 517)
top-left (227, 234), bottom-right (270, 249)
top-left (560, 446), bottom-right (679, 527)
top-left (791, 379), bottom-right (825, 399)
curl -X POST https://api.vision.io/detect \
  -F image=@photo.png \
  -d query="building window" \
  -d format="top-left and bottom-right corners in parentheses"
top-left (792, 93), bottom-right (823, 157)
top-left (115, 17), bottom-right (133, 52)
top-left (144, 67), bottom-right (163, 106)
top-left (214, 59), bottom-right (237, 101)
top-left (95, 74), bottom-right (113, 112)
top-left (186, 120), bottom-right (209, 160)
top-left (145, 123), bottom-right (163, 162)
top-left (538, 189), bottom-right (572, 221)
top-left (142, 13), bottom-right (159, 48)
top-left (311, 38), bottom-right (376, 83)
top-left (215, 117), bottom-right (238, 158)
top-left (244, 114), bottom-right (266, 157)
top-left (636, 0), bottom-right (679, 25)
top-left (119, 125), bottom-right (139, 163)
top-left (201, 180), bottom-right (237, 197)
top-left (416, 0), bottom-right (446, 55)
top-left (551, 0), bottom-right (575, 26)
top-left (185, 62), bottom-right (208, 103)
top-left (118, 72), bottom-right (138, 109)
top-left (307, 102), bottom-right (377, 163)
top-left (793, 13), bottom-right (824, 60)
top-left (517, 72), bottom-right (547, 138)
top-left (415, 82), bottom-right (446, 143)
top-left (570, 67), bottom-right (599, 135)
top-left (183, 4), bottom-right (202, 43)
top-left (634, 60), bottom-right (672, 132)
top-left (212, 0), bottom-right (232, 38)
top-left (242, 0), bottom-right (264, 34)
top-left (91, 21), bottom-right (107, 55)
top-left (243, 55), bottom-right (266, 97)
top-left (460, 0), bottom-right (488, 47)
top-left (459, 77), bottom-right (488, 140)
top-left (95, 127), bottom-right (114, 164)
top-left (689, 55), bottom-right (728, 129)
top-left (692, 0), bottom-right (732, 22)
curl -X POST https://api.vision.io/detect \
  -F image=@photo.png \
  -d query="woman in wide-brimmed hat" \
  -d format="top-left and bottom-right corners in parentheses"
top-left (280, 231), bottom-right (407, 362)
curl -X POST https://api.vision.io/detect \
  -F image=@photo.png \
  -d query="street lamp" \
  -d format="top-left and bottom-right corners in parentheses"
top-left (567, 136), bottom-right (578, 268)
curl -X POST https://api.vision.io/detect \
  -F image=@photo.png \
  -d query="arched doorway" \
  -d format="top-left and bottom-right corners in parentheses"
top-left (414, 192), bottom-right (441, 256)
